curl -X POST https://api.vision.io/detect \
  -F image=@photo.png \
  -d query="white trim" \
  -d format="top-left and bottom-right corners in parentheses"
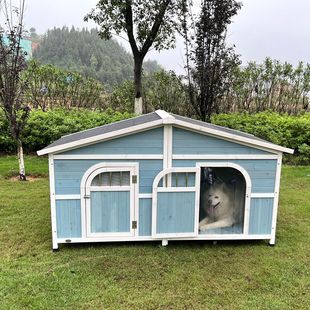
top-left (56, 234), bottom-right (272, 244)
top-left (270, 154), bottom-right (282, 245)
top-left (80, 162), bottom-right (139, 187)
top-left (55, 195), bottom-right (81, 200)
top-left (53, 154), bottom-right (163, 160)
top-left (139, 193), bottom-right (152, 199)
top-left (157, 187), bottom-right (196, 192)
top-left (153, 167), bottom-right (199, 187)
top-left (152, 167), bottom-right (200, 239)
top-left (90, 186), bottom-right (131, 192)
top-left (196, 162), bottom-right (252, 235)
top-left (163, 125), bottom-right (173, 187)
top-left (251, 193), bottom-right (275, 198)
top-left (155, 232), bottom-right (197, 238)
top-left (172, 154), bottom-right (279, 160)
top-left (38, 111), bottom-right (294, 156)
top-left (48, 154), bottom-right (58, 250)
top-left (80, 162), bottom-right (139, 239)
top-left (37, 119), bottom-right (163, 155)
top-left (155, 110), bottom-right (175, 123)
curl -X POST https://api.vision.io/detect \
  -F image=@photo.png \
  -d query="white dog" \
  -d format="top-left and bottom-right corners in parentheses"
top-left (199, 182), bottom-right (235, 231)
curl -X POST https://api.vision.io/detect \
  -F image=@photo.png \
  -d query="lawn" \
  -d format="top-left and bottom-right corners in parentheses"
top-left (0, 155), bottom-right (309, 309)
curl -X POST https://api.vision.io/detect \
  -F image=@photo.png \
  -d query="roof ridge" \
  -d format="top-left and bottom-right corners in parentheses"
top-left (155, 110), bottom-right (174, 120)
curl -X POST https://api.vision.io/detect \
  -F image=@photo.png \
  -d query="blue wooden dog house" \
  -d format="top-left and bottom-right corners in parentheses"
top-left (37, 110), bottom-right (294, 250)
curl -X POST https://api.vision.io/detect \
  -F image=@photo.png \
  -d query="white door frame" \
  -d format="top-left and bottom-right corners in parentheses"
top-left (80, 162), bottom-right (139, 238)
top-left (196, 162), bottom-right (252, 235)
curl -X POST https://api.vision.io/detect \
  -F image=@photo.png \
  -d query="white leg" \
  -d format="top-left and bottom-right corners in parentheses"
top-left (162, 239), bottom-right (168, 247)
top-left (269, 236), bottom-right (275, 246)
top-left (52, 240), bottom-right (59, 251)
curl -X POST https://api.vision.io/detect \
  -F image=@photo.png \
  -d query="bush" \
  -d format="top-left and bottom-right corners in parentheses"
top-left (1, 109), bottom-right (309, 165)
top-left (0, 109), bottom-right (133, 154)
top-left (211, 112), bottom-right (310, 165)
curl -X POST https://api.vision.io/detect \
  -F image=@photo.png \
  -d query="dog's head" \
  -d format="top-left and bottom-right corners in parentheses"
top-left (206, 183), bottom-right (228, 210)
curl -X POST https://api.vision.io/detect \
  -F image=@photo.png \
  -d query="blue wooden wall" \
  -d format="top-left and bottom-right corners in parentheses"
top-left (90, 191), bottom-right (130, 233)
top-left (249, 198), bottom-right (274, 235)
top-left (56, 200), bottom-right (81, 238)
top-left (54, 125), bottom-right (277, 239)
top-left (54, 159), bottom-right (162, 194)
top-left (173, 127), bottom-right (271, 155)
top-left (62, 128), bottom-right (163, 155)
top-left (156, 192), bottom-right (195, 234)
top-left (139, 198), bottom-right (152, 236)
top-left (173, 160), bottom-right (277, 193)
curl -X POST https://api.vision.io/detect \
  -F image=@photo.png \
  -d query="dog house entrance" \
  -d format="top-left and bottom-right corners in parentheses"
top-left (198, 166), bottom-right (246, 235)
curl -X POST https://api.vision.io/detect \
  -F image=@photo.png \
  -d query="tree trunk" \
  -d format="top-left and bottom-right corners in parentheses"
top-left (134, 56), bottom-right (143, 114)
top-left (17, 140), bottom-right (26, 181)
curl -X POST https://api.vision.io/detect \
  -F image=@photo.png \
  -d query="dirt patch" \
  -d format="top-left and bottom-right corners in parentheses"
top-left (9, 176), bottom-right (43, 182)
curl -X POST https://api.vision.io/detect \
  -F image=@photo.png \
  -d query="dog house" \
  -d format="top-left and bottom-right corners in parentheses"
top-left (37, 110), bottom-right (294, 250)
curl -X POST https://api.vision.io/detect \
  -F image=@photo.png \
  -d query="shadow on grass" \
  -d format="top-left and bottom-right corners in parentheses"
top-left (55, 238), bottom-right (269, 252)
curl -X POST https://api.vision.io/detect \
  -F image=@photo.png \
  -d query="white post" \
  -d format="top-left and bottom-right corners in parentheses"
top-left (162, 239), bottom-right (168, 247)
top-left (49, 154), bottom-right (58, 250)
top-left (134, 97), bottom-right (143, 115)
top-left (17, 143), bottom-right (26, 180)
top-left (269, 154), bottom-right (283, 246)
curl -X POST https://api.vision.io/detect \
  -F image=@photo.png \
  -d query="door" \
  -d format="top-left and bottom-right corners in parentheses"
top-left (84, 164), bottom-right (138, 238)
top-left (152, 167), bottom-right (200, 238)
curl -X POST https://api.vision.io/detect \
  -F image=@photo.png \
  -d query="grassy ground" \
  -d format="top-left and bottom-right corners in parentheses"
top-left (0, 156), bottom-right (309, 309)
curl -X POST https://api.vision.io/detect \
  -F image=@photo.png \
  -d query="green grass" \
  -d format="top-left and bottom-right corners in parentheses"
top-left (0, 156), bottom-right (309, 309)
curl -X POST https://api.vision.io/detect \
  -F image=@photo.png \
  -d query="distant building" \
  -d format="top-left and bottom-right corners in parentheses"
top-left (2, 36), bottom-right (33, 59)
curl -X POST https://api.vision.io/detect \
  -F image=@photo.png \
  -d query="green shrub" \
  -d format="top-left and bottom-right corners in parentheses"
top-left (211, 112), bottom-right (310, 164)
top-left (0, 109), bottom-right (133, 153)
top-left (1, 109), bottom-right (309, 164)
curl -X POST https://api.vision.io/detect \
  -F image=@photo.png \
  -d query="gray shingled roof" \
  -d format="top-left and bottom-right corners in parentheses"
top-left (40, 111), bottom-right (161, 151)
top-left (38, 110), bottom-right (293, 154)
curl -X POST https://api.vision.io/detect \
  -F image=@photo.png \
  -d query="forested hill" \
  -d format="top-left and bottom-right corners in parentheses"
top-left (33, 27), bottom-right (161, 88)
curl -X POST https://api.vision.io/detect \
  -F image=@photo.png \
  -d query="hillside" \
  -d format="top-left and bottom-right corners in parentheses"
top-left (33, 27), bottom-right (161, 89)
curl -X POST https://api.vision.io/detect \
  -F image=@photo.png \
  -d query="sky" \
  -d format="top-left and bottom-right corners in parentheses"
top-left (20, 0), bottom-right (310, 74)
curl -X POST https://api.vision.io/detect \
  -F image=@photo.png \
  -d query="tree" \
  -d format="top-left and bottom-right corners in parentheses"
top-left (29, 27), bottom-right (38, 40)
top-left (182, 0), bottom-right (241, 122)
top-left (0, 0), bottom-right (30, 180)
top-left (85, 0), bottom-right (183, 114)
top-left (23, 60), bottom-right (105, 111)
top-left (109, 70), bottom-right (191, 115)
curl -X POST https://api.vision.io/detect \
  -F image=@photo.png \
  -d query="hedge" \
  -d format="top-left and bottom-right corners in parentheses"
top-left (0, 109), bottom-right (309, 164)
top-left (0, 109), bottom-right (133, 154)
top-left (211, 112), bottom-right (310, 164)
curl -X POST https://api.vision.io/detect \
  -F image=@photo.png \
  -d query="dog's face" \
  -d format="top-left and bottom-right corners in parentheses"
top-left (207, 186), bottom-right (223, 208)
top-left (204, 183), bottom-right (229, 215)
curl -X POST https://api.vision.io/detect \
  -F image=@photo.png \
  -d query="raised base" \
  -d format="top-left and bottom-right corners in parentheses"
top-left (161, 239), bottom-right (168, 247)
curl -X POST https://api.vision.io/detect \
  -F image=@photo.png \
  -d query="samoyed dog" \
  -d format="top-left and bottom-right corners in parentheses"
top-left (199, 182), bottom-right (235, 231)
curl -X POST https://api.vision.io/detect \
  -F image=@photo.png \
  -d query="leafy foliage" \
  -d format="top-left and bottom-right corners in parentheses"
top-left (0, 108), bottom-right (133, 153)
top-left (85, 0), bottom-right (184, 110)
top-left (212, 112), bottom-right (310, 164)
top-left (109, 70), bottom-right (192, 115)
top-left (23, 60), bottom-right (105, 111)
top-left (0, 0), bottom-right (29, 179)
top-left (85, 1), bottom-right (182, 51)
top-left (33, 27), bottom-right (161, 90)
top-left (182, 0), bottom-right (242, 121)
top-left (219, 58), bottom-right (310, 114)
top-left (1, 108), bottom-right (309, 164)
